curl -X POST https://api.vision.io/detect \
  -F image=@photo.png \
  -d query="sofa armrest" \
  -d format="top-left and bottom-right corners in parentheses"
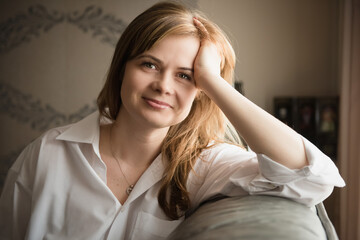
top-left (168, 195), bottom-right (333, 240)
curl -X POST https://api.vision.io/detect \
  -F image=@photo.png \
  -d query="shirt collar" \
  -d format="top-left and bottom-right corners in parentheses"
top-left (56, 111), bottom-right (106, 144)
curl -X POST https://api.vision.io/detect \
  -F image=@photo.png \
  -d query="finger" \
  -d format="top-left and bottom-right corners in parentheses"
top-left (193, 17), bottom-right (210, 41)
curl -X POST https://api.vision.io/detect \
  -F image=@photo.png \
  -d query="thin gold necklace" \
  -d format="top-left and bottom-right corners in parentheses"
top-left (109, 124), bottom-right (134, 195)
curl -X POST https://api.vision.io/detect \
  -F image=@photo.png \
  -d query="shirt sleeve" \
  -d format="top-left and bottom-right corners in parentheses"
top-left (247, 136), bottom-right (345, 206)
top-left (189, 136), bottom-right (345, 208)
top-left (0, 139), bottom-right (40, 240)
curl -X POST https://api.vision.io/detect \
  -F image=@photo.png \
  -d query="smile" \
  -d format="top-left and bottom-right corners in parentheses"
top-left (143, 97), bottom-right (172, 109)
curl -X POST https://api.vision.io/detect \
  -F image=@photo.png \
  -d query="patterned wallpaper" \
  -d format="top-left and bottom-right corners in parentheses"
top-left (0, 0), bottom-right (198, 192)
top-left (0, 5), bottom-right (127, 54)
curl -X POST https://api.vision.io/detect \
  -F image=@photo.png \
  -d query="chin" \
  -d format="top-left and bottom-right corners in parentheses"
top-left (140, 110), bottom-right (189, 129)
top-left (146, 118), bottom-right (183, 129)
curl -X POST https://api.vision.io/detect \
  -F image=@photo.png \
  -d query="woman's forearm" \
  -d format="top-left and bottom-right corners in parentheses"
top-left (201, 75), bottom-right (308, 169)
top-left (192, 19), bottom-right (307, 169)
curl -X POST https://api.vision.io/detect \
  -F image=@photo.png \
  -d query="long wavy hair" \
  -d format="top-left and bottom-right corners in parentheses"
top-left (97, 1), bottom-right (239, 219)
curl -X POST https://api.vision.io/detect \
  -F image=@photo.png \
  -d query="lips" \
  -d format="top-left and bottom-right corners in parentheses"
top-left (143, 97), bottom-right (172, 109)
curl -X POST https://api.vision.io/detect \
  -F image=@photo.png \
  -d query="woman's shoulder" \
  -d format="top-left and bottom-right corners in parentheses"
top-left (21, 124), bottom-right (76, 154)
top-left (8, 118), bottom-right (91, 179)
top-left (16, 124), bottom-right (74, 159)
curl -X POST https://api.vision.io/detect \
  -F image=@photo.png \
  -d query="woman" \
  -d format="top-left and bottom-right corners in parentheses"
top-left (0, 2), bottom-right (345, 239)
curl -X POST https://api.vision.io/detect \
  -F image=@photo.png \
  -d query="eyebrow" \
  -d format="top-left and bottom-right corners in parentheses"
top-left (136, 54), bottom-right (162, 64)
top-left (136, 54), bottom-right (194, 73)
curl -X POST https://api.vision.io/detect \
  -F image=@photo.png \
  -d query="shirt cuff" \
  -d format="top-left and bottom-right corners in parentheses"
top-left (253, 135), bottom-right (345, 187)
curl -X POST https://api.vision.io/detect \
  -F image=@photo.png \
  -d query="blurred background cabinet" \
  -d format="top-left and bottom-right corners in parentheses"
top-left (274, 96), bottom-right (339, 161)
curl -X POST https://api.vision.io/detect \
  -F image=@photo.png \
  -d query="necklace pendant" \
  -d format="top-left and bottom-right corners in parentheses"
top-left (126, 185), bottom-right (134, 195)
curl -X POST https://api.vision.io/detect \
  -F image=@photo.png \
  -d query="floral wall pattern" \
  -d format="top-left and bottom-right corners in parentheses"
top-left (0, 0), bottom-right (198, 192)
top-left (0, 5), bottom-right (127, 54)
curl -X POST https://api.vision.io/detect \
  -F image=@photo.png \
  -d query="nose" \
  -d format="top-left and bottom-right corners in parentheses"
top-left (151, 71), bottom-right (174, 95)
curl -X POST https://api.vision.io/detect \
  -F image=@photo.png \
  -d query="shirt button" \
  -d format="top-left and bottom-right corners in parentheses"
top-left (120, 207), bottom-right (125, 212)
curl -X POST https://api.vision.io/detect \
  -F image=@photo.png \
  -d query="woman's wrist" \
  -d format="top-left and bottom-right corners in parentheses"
top-left (197, 74), bottom-right (232, 99)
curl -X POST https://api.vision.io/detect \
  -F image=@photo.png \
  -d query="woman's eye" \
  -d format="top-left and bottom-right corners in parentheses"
top-left (178, 73), bottom-right (191, 81)
top-left (143, 62), bottom-right (156, 70)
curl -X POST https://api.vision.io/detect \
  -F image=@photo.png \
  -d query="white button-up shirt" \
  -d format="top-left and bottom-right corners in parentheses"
top-left (0, 112), bottom-right (345, 240)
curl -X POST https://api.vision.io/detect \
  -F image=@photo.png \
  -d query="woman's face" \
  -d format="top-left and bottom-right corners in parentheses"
top-left (119, 34), bottom-right (200, 129)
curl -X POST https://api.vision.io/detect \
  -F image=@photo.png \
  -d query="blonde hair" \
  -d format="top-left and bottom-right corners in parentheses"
top-left (97, 1), bottom-right (239, 219)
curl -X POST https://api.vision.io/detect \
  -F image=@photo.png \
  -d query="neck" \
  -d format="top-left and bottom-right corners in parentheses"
top-left (109, 110), bottom-right (169, 168)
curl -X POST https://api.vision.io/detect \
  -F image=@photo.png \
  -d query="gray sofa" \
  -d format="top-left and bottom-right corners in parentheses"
top-left (168, 195), bottom-right (338, 240)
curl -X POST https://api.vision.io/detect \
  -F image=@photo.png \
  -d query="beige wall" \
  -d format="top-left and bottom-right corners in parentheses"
top-left (0, 0), bottom-right (340, 190)
top-left (198, 0), bottom-right (340, 111)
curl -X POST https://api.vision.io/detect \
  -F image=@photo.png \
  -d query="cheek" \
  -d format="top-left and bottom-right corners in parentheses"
top-left (120, 78), bottom-right (131, 103)
top-left (121, 71), bottom-right (143, 97)
top-left (179, 89), bottom-right (198, 111)
top-left (120, 76), bottom-right (140, 109)
top-left (174, 90), bottom-right (198, 125)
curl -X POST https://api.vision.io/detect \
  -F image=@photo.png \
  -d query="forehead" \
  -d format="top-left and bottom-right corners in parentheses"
top-left (144, 34), bottom-right (200, 66)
